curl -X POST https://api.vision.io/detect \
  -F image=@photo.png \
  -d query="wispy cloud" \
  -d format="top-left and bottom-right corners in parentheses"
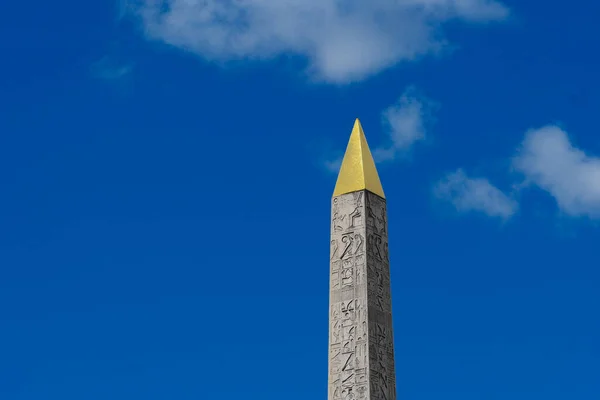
top-left (324, 157), bottom-right (343, 174)
top-left (513, 125), bottom-right (600, 219)
top-left (374, 88), bottom-right (435, 162)
top-left (129, 0), bottom-right (509, 83)
top-left (323, 87), bottom-right (435, 173)
top-left (91, 56), bottom-right (134, 81)
top-left (434, 169), bottom-right (518, 219)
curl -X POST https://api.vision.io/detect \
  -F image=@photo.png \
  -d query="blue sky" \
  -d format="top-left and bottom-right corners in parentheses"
top-left (1, 0), bottom-right (599, 398)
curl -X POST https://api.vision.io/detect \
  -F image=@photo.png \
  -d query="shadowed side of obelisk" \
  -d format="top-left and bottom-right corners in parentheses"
top-left (328, 120), bottom-right (396, 400)
top-left (365, 191), bottom-right (396, 400)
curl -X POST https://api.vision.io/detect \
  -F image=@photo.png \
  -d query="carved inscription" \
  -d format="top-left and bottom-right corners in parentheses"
top-left (366, 192), bottom-right (395, 400)
top-left (329, 191), bottom-right (395, 400)
top-left (329, 192), bottom-right (368, 400)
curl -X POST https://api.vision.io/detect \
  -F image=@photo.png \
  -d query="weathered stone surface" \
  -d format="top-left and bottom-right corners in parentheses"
top-left (328, 190), bottom-right (396, 400)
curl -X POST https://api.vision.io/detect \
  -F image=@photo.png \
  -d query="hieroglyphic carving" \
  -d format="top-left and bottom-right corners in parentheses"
top-left (348, 191), bottom-right (364, 229)
top-left (329, 190), bottom-right (396, 400)
top-left (331, 240), bottom-right (340, 261)
top-left (329, 192), bottom-right (368, 400)
top-left (366, 191), bottom-right (396, 400)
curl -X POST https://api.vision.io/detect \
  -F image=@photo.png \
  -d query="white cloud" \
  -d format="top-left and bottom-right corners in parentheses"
top-left (130, 0), bottom-right (508, 83)
top-left (513, 125), bottom-right (600, 218)
top-left (434, 169), bottom-right (518, 219)
top-left (374, 88), bottom-right (434, 162)
top-left (324, 87), bottom-right (433, 172)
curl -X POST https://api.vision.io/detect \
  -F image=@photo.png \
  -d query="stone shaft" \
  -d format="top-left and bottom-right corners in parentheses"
top-left (328, 190), bottom-right (396, 400)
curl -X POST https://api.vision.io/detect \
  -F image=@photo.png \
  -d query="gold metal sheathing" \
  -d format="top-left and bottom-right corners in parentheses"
top-left (333, 119), bottom-right (385, 199)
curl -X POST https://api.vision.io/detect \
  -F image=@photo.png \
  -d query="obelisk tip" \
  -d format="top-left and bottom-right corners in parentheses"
top-left (333, 119), bottom-right (385, 198)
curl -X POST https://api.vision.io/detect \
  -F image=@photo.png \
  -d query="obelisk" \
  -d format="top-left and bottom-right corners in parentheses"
top-left (328, 119), bottom-right (396, 400)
